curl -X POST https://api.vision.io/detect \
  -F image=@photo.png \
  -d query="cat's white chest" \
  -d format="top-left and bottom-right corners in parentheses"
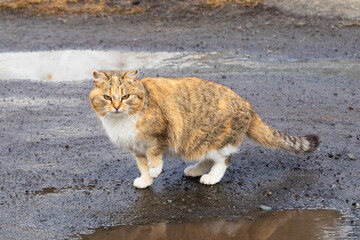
top-left (101, 115), bottom-right (143, 152)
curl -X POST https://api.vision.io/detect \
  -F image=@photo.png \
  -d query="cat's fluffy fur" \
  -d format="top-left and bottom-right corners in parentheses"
top-left (89, 69), bottom-right (319, 188)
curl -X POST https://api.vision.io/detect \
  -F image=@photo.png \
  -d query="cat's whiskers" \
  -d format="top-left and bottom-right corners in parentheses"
top-left (102, 112), bottom-right (112, 119)
top-left (125, 111), bottom-right (137, 123)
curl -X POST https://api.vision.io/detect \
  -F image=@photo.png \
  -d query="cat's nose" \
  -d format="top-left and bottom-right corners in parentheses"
top-left (114, 105), bottom-right (120, 110)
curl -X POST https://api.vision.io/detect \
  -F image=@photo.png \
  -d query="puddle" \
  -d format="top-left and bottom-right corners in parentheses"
top-left (82, 209), bottom-right (352, 240)
top-left (0, 50), bottom-right (359, 81)
top-left (31, 185), bottom-right (98, 196)
top-left (0, 50), bottom-right (182, 81)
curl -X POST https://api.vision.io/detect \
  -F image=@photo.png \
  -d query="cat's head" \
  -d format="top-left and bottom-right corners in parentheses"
top-left (89, 69), bottom-right (145, 117)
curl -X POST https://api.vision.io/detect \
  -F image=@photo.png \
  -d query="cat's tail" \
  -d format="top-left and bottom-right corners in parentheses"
top-left (246, 111), bottom-right (319, 154)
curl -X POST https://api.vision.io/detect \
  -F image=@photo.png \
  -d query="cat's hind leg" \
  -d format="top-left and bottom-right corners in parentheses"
top-left (184, 159), bottom-right (214, 177)
top-left (200, 155), bottom-right (231, 185)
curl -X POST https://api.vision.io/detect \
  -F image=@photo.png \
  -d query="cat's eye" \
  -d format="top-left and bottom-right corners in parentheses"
top-left (103, 95), bottom-right (112, 101)
top-left (122, 94), bottom-right (130, 100)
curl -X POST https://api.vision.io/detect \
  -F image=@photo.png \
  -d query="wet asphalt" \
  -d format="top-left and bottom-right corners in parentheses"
top-left (0, 3), bottom-right (359, 239)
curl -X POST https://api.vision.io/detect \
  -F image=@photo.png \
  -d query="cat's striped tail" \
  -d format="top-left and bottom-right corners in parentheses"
top-left (246, 111), bottom-right (319, 154)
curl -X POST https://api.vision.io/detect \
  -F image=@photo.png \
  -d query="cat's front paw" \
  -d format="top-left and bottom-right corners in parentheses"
top-left (133, 177), bottom-right (153, 188)
top-left (149, 165), bottom-right (162, 178)
top-left (200, 174), bottom-right (221, 185)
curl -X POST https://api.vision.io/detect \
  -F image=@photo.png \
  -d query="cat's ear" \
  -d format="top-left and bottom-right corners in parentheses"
top-left (93, 70), bottom-right (108, 87)
top-left (124, 69), bottom-right (139, 82)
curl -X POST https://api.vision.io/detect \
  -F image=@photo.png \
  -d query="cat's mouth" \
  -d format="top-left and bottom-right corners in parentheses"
top-left (107, 111), bottom-right (124, 116)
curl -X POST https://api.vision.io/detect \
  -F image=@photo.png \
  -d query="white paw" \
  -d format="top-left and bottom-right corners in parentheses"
top-left (133, 177), bottom-right (153, 188)
top-left (149, 165), bottom-right (162, 178)
top-left (200, 174), bottom-right (221, 185)
top-left (184, 166), bottom-right (200, 177)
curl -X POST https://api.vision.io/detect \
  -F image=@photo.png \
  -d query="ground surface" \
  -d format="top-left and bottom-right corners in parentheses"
top-left (0, 1), bottom-right (359, 239)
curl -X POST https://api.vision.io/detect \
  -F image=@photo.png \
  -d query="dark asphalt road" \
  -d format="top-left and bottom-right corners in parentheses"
top-left (0, 3), bottom-right (359, 239)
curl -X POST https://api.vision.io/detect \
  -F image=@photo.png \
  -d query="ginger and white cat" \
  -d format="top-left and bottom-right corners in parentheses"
top-left (89, 69), bottom-right (319, 188)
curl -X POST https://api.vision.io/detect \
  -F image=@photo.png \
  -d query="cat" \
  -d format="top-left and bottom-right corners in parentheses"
top-left (89, 69), bottom-right (319, 188)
